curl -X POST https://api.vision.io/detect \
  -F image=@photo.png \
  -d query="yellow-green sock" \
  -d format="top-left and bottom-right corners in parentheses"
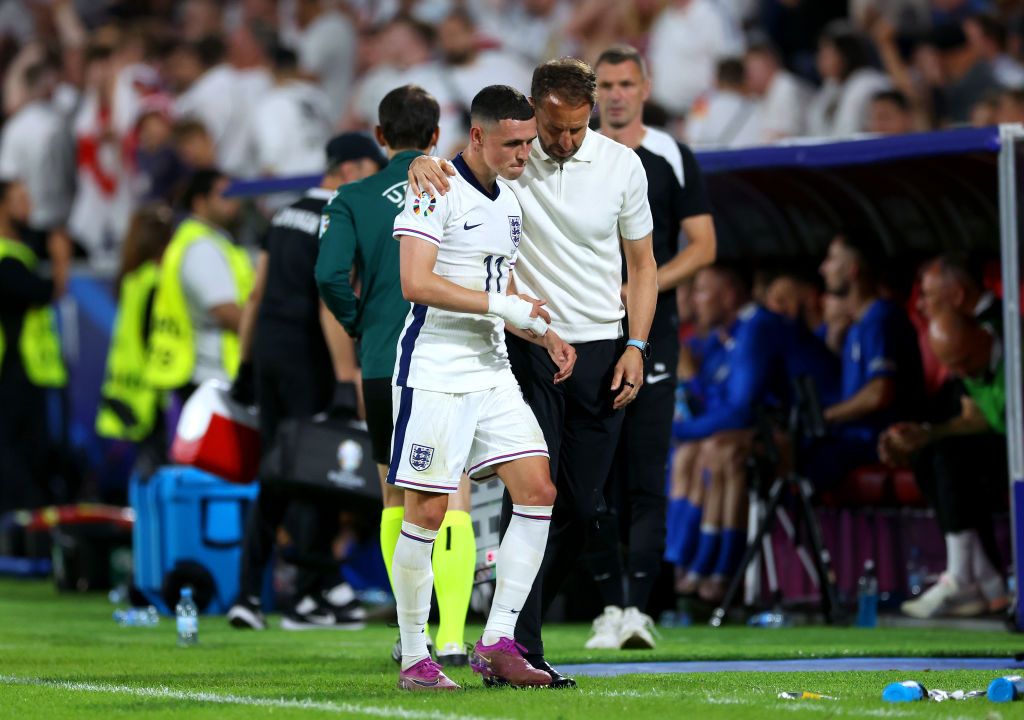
top-left (380, 506), bottom-right (404, 592)
top-left (431, 510), bottom-right (476, 651)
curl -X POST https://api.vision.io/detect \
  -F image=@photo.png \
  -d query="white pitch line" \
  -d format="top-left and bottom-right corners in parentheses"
top-left (0, 674), bottom-right (510, 720)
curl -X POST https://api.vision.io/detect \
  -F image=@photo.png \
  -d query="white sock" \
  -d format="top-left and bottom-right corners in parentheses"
top-left (482, 504), bottom-right (552, 646)
top-left (945, 531), bottom-right (973, 585)
top-left (393, 521), bottom-right (438, 670)
top-left (968, 532), bottom-right (1003, 591)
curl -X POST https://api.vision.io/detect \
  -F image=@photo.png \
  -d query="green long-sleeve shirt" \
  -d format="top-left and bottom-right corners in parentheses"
top-left (315, 150), bottom-right (420, 380)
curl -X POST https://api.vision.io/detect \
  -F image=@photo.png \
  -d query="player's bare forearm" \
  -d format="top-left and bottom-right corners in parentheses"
top-left (824, 377), bottom-right (895, 424)
top-left (657, 214), bottom-right (716, 291)
top-left (622, 233), bottom-right (658, 342)
top-left (320, 301), bottom-right (360, 383)
top-left (400, 236), bottom-right (489, 314)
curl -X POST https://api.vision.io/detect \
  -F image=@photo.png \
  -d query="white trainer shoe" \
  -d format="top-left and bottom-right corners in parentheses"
top-left (617, 606), bottom-right (656, 649)
top-left (900, 573), bottom-right (988, 619)
top-left (584, 606), bottom-right (623, 649)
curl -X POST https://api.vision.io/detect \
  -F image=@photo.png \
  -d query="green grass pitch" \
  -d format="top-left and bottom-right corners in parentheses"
top-left (2, 579), bottom-right (1023, 719)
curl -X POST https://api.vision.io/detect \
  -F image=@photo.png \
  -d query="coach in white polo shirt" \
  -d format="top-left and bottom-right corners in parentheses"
top-left (410, 57), bottom-right (658, 687)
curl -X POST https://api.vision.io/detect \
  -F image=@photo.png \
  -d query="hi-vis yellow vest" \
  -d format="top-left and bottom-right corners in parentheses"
top-left (145, 218), bottom-right (254, 389)
top-left (96, 261), bottom-right (164, 440)
top-left (0, 237), bottom-right (66, 387)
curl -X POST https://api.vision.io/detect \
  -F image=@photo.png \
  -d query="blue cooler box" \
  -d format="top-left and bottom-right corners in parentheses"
top-left (130, 466), bottom-right (258, 614)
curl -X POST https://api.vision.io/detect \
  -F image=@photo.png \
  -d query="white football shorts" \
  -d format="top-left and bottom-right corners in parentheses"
top-left (386, 382), bottom-right (549, 494)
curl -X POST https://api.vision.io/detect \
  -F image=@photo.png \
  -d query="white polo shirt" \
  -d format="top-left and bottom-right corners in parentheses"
top-left (510, 129), bottom-right (653, 343)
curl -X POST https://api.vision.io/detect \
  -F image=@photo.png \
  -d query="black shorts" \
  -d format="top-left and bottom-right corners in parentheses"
top-left (362, 377), bottom-right (393, 466)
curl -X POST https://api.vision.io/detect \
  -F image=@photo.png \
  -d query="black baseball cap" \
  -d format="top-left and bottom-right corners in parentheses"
top-left (326, 132), bottom-right (386, 169)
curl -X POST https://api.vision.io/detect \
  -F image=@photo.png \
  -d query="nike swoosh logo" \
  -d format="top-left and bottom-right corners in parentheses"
top-left (646, 372), bottom-right (672, 384)
top-left (510, 608), bottom-right (519, 614)
top-left (464, 221), bottom-right (483, 230)
top-left (410, 678), bottom-right (440, 687)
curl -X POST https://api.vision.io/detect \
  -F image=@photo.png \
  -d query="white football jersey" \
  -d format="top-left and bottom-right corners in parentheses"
top-left (392, 153), bottom-right (525, 393)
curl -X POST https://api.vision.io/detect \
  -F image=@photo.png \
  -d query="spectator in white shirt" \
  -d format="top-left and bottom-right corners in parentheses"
top-left (806, 24), bottom-right (891, 138)
top-left (170, 34), bottom-right (268, 179)
top-left (0, 53), bottom-right (75, 244)
top-left (345, 18), bottom-right (454, 145)
top-left (293, 0), bottom-right (358, 122)
top-left (745, 40), bottom-right (811, 142)
top-left (251, 47), bottom-right (332, 179)
top-left (647, 0), bottom-right (744, 118)
top-left (686, 58), bottom-right (764, 149)
top-left (476, 0), bottom-right (576, 66)
top-left (431, 9), bottom-right (533, 149)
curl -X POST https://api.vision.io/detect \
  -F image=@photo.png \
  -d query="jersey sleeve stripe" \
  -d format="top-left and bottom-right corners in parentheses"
top-left (385, 386), bottom-right (415, 486)
top-left (394, 227), bottom-right (441, 246)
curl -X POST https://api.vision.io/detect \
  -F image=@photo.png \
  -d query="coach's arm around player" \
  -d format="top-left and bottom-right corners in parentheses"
top-left (398, 236), bottom-right (576, 384)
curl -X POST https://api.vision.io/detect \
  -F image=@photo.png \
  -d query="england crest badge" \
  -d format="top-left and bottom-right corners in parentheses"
top-left (508, 215), bottom-right (522, 247)
top-left (410, 444), bottom-right (434, 471)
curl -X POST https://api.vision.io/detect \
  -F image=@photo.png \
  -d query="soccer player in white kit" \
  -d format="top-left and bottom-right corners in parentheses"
top-left (389, 85), bottom-right (576, 691)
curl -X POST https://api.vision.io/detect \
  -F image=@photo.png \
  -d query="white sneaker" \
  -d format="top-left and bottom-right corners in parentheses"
top-left (901, 574), bottom-right (988, 619)
top-left (617, 606), bottom-right (656, 649)
top-left (584, 606), bottom-right (623, 649)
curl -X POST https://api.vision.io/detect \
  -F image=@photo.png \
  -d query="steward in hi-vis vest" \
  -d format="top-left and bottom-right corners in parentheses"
top-left (0, 179), bottom-right (72, 513)
top-left (0, 238), bottom-right (66, 388)
top-left (145, 171), bottom-right (252, 392)
top-left (96, 260), bottom-right (163, 441)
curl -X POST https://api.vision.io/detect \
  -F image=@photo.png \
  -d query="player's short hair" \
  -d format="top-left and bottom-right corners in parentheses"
top-left (470, 85), bottom-right (534, 127)
top-left (531, 57), bottom-right (597, 108)
top-left (177, 169), bottom-right (225, 212)
top-left (871, 89), bottom-right (910, 111)
top-left (594, 44), bottom-right (648, 78)
top-left (378, 84), bottom-right (440, 151)
top-left (835, 232), bottom-right (885, 282)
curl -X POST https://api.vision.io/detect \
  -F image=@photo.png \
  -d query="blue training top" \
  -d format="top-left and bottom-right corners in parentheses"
top-left (836, 298), bottom-right (923, 442)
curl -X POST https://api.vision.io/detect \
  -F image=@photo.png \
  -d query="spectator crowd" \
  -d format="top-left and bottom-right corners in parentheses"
top-left (1, 0), bottom-right (1023, 268)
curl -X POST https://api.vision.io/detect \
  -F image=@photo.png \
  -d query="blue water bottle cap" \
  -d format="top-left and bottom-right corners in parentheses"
top-left (181, 587), bottom-right (193, 598)
top-left (987, 676), bottom-right (1020, 703)
top-left (882, 681), bottom-right (925, 703)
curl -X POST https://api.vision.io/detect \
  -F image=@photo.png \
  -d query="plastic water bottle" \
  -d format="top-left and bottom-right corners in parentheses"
top-left (113, 606), bottom-right (160, 627)
top-left (905, 546), bottom-right (924, 598)
top-left (882, 680), bottom-right (926, 702)
top-left (855, 559), bottom-right (879, 628)
top-left (176, 587), bottom-right (198, 646)
top-left (108, 584), bottom-right (128, 605)
top-left (747, 611), bottom-right (791, 628)
top-left (988, 676), bottom-right (1024, 702)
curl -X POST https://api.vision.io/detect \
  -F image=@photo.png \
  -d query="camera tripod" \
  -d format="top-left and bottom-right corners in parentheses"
top-left (710, 376), bottom-right (842, 627)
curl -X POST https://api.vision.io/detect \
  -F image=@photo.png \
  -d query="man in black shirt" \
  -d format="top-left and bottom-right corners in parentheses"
top-left (226, 133), bottom-right (386, 631)
top-left (583, 45), bottom-right (716, 650)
